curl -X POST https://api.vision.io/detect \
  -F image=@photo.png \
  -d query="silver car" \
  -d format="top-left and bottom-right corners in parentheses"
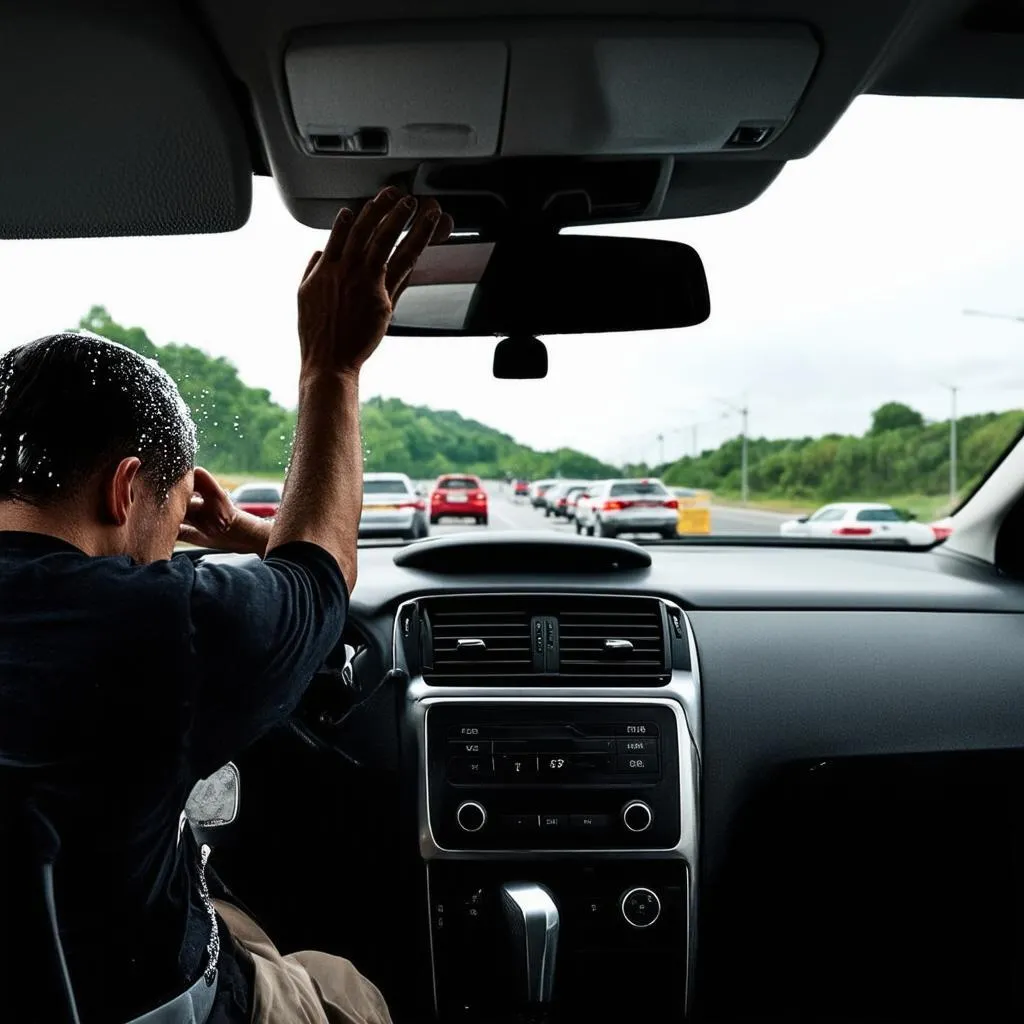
top-left (359, 472), bottom-right (429, 541)
top-left (577, 478), bottom-right (677, 539)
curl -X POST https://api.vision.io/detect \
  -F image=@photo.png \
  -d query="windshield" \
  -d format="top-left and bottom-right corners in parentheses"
top-left (4, 96), bottom-right (1022, 550)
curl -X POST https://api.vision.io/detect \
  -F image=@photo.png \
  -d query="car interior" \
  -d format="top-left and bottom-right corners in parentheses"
top-left (5, 1), bottom-right (1024, 1021)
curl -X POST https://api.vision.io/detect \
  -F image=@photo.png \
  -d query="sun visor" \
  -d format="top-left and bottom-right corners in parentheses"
top-left (0, 3), bottom-right (252, 239)
top-left (283, 22), bottom-right (819, 160)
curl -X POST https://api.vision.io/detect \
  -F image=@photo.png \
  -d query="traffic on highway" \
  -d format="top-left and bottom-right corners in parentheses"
top-left (224, 475), bottom-right (950, 547)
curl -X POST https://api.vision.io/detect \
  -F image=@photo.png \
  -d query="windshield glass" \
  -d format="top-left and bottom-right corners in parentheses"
top-left (4, 96), bottom-right (1022, 550)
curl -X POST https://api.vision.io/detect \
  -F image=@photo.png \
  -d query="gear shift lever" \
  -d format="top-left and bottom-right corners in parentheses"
top-left (500, 882), bottom-right (560, 1005)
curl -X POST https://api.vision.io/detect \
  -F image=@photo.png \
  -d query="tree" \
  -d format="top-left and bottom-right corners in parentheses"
top-left (869, 402), bottom-right (925, 435)
top-left (71, 308), bottom-right (622, 479)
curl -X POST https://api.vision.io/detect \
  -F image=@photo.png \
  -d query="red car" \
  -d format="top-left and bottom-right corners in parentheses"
top-left (230, 481), bottom-right (283, 518)
top-left (430, 474), bottom-right (488, 525)
top-left (513, 479), bottom-right (530, 497)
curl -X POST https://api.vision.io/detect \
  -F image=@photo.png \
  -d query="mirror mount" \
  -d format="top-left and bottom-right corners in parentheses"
top-left (493, 335), bottom-right (548, 379)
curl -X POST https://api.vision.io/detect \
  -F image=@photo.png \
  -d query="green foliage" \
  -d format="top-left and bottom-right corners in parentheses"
top-left (664, 402), bottom-right (1024, 506)
top-left (869, 401), bottom-right (925, 435)
top-left (76, 308), bottom-right (619, 480)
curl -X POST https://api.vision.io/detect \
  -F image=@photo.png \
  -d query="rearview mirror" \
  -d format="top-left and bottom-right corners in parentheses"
top-left (389, 234), bottom-right (710, 337)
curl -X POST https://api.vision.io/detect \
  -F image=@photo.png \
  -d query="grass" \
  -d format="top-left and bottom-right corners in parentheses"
top-left (714, 492), bottom-right (959, 522)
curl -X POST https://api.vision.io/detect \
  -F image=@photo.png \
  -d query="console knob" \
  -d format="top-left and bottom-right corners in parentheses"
top-left (621, 887), bottom-right (661, 929)
top-left (456, 800), bottom-right (487, 833)
top-left (622, 800), bottom-right (653, 833)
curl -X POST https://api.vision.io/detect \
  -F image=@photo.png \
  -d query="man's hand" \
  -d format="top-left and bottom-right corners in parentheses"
top-left (297, 188), bottom-right (453, 377)
top-left (178, 467), bottom-right (271, 556)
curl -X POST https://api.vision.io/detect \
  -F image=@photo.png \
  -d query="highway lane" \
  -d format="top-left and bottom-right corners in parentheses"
top-left (424, 485), bottom-right (792, 539)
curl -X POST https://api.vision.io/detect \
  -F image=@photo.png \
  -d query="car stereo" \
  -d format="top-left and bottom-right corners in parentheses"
top-left (425, 702), bottom-right (681, 850)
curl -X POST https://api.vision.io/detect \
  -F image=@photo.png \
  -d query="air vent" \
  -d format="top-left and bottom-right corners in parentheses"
top-left (558, 597), bottom-right (667, 679)
top-left (424, 598), bottom-right (533, 679)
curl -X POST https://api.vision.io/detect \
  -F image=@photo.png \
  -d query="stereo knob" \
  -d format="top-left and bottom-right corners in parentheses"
top-left (622, 800), bottom-right (653, 833)
top-left (456, 800), bottom-right (487, 833)
top-left (621, 887), bottom-right (661, 929)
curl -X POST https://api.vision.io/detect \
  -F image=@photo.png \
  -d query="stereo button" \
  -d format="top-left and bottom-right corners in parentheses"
top-left (570, 814), bottom-right (611, 832)
top-left (497, 755), bottom-right (539, 780)
top-left (616, 722), bottom-right (658, 737)
top-left (448, 756), bottom-right (494, 782)
top-left (503, 814), bottom-right (539, 832)
top-left (448, 740), bottom-right (493, 757)
top-left (539, 754), bottom-right (573, 778)
top-left (616, 738), bottom-right (657, 757)
top-left (540, 814), bottom-right (567, 831)
top-left (616, 754), bottom-right (659, 774)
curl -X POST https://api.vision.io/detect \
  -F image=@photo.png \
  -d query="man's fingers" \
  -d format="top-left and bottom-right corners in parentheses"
top-left (301, 251), bottom-right (323, 285)
top-left (431, 212), bottom-right (455, 248)
top-left (366, 196), bottom-right (418, 267)
top-left (178, 524), bottom-right (206, 546)
top-left (322, 207), bottom-right (355, 262)
top-left (337, 188), bottom-right (403, 267)
top-left (385, 202), bottom-right (444, 299)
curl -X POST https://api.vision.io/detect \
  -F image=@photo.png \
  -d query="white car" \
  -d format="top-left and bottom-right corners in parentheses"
top-left (574, 478), bottom-right (677, 539)
top-left (780, 503), bottom-right (936, 545)
top-left (359, 472), bottom-right (429, 541)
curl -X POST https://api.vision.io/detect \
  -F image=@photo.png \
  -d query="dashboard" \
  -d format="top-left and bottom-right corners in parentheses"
top-left (204, 535), bottom-right (1024, 1021)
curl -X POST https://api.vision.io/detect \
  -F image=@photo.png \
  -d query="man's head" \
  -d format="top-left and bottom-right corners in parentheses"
top-left (0, 333), bottom-right (198, 562)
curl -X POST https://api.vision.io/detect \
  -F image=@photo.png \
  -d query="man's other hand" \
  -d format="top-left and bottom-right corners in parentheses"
top-left (179, 467), bottom-right (271, 555)
top-left (297, 188), bottom-right (453, 378)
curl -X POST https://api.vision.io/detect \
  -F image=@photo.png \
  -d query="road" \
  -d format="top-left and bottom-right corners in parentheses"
top-left (424, 485), bottom-right (791, 539)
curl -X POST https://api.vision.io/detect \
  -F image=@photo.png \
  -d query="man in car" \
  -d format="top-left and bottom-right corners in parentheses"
top-left (0, 188), bottom-right (450, 1024)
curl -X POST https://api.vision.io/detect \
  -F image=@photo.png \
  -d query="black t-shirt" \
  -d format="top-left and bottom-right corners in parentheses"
top-left (0, 532), bottom-right (348, 1023)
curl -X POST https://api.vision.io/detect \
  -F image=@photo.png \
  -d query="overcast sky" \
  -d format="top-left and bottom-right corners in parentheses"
top-left (2, 95), bottom-right (1023, 466)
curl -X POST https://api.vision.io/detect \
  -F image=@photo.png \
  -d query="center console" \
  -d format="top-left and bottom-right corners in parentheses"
top-left (398, 594), bottom-right (700, 1024)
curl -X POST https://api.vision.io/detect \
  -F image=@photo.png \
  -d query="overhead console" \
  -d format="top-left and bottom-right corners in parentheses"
top-left (285, 22), bottom-right (819, 160)
top-left (398, 591), bottom-right (700, 1021)
top-left (279, 19), bottom-right (818, 230)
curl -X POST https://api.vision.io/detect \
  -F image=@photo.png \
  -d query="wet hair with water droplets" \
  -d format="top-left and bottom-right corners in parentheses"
top-left (0, 333), bottom-right (197, 506)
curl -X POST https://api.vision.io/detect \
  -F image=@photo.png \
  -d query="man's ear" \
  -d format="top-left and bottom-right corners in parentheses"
top-left (104, 457), bottom-right (143, 526)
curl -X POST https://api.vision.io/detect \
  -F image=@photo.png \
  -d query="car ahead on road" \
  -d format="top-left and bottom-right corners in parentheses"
top-left (513, 478), bottom-right (530, 498)
top-left (529, 479), bottom-right (559, 508)
top-left (229, 481), bottom-right (283, 518)
top-left (359, 473), bottom-right (429, 541)
top-left (553, 483), bottom-right (591, 520)
top-left (543, 480), bottom-right (588, 518)
top-left (575, 478), bottom-right (678, 539)
top-left (780, 502), bottom-right (936, 545)
top-left (430, 474), bottom-right (488, 525)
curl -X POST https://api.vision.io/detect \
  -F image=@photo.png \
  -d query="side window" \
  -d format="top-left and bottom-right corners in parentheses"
top-left (808, 507), bottom-right (834, 521)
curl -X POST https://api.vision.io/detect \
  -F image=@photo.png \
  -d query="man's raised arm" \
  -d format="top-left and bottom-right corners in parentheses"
top-left (268, 189), bottom-right (451, 591)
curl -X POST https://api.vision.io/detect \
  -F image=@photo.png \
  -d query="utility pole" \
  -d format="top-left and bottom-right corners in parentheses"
top-left (657, 432), bottom-right (665, 467)
top-left (692, 423), bottom-right (698, 458)
top-left (945, 384), bottom-right (958, 506)
top-left (717, 396), bottom-right (750, 504)
top-left (963, 308), bottom-right (1024, 325)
